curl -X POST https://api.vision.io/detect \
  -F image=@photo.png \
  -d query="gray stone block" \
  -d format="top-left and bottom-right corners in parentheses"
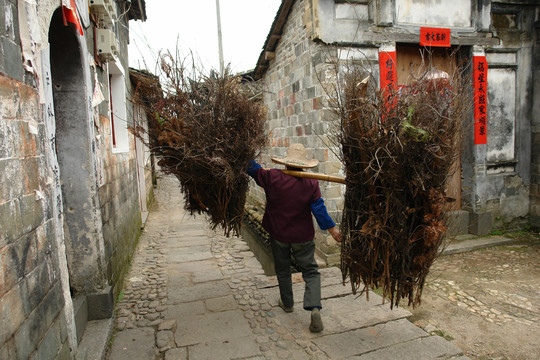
top-left (87, 286), bottom-right (114, 320)
top-left (445, 209), bottom-right (469, 237)
top-left (100, 321), bottom-right (144, 360)
top-left (166, 249), bottom-right (213, 263)
top-left (57, 340), bottom-right (72, 360)
top-left (19, 192), bottom-right (44, 234)
top-left (1, 38), bottom-right (23, 82)
top-left (0, 283), bottom-right (25, 346)
top-left (174, 310), bottom-right (252, 347)
top-left (73, 295), bottom-right (88, 343)
top-left (352, 334), bottom-right (465, 359)
top-left (75, 319), bottom-right (113, 360)
top-left (19, 261), bottom-right (54, 314)
top-left (0, 198), bottom-right (22, 246)
top-left (443, 235), bottom-right (515, 255)
top-left (0, 2), bottom-right (5, 38)
top-left (0, 338), bottom-right (17, 360)
top-left (189, 335), bottom-right (262, 359)
top-left (0, 158), bottom-right (22, 201)
top-left (14, 281), bottom-right (63, 359)
top-left (4, 1), bottom-right (18, 41)
top-left (33, 322), bottom-right (62, 360)
top-left (168, 281), bottom-right (231, 304)
top-left (164, 347), bottom-right (188, 360)
top-left (312, 318), bottom-right (426, 358)
top-left (468, 211), bottom-right (493, 236)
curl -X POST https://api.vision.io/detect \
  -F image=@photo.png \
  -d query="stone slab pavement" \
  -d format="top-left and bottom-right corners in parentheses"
top-left (107, 175), bottom-right (469, 360)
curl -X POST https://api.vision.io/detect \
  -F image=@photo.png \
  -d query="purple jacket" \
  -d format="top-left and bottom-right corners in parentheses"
top-left (252, 168), bottom-right (321, 243)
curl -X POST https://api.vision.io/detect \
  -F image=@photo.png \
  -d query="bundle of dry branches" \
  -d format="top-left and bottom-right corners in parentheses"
top-left (132, 53), bottom-right (266, 236)
top-left (334, 59), bottom-right (471, 308)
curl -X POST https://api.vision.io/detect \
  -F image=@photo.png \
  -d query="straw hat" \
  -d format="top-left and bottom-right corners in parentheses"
top-left (271, 143), bottom-right (319, 169)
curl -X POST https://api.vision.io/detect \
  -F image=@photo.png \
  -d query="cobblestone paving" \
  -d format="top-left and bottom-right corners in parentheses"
top-left (109, 176), bottom-right (330, 359)
top-left (114, 233), bottom-right (168, 331)
top-left (211, 233), bottom-right (330, 360)
top-left (109, 175), bottom-right (468, 360)
top-left (407, 240), bottom-right (540, 359)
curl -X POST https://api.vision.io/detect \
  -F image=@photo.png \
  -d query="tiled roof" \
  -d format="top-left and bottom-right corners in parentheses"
top-left (128, 0), bottom-right (146, 21)
top-left (251, 0), bottom-right (295, 80)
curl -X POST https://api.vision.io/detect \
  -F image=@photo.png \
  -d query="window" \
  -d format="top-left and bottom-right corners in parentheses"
top-left (108, 61), bottom-right (129, 153)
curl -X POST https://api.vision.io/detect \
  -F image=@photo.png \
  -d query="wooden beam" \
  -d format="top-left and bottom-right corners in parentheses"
top-left (281, 170), bottom-right (346, 184)
top-left (264, 51), bottom-right (276, 60)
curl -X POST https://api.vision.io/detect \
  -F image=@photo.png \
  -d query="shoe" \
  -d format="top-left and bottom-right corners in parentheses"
top-left (278, 299), bottom-right (293, 313)
top-left (310, 308), bottom-right (324, 332)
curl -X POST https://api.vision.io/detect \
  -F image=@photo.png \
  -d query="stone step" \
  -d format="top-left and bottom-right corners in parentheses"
top-left (73, 295), bottom-right (88, 344)
top-left (75, 318), bottom-right (114, 360)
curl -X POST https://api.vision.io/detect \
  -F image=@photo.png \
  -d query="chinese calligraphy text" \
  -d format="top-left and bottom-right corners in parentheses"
top-left (473, 56), bottom-right (488, 145)
top-left (379, 50), bottom-right (398, 120)
top-left (420, 27), bottom-right (451, 47)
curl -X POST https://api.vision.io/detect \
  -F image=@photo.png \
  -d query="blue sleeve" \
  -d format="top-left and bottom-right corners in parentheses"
top-left (310, 197), bottom-right (336, 230)
top-left (247, 160), bottom-right (262, 178)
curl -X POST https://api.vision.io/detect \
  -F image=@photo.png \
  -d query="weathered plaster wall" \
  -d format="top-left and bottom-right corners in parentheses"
top-left (395, 0), bottom-right (472, 27)
top-left (486, 67), bottom-right (516, 162)
top-left (466, 3), bottom-right (536, 230)
top-left (530, 14), bottom-right (540, 229)
top-left (313, 0), bottom-right (494, 46)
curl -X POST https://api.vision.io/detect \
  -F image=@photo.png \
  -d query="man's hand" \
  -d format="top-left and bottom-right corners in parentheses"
top-left (328, 226), bottom-right (342, 243)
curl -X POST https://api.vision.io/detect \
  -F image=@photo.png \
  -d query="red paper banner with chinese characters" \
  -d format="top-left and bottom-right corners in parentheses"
top-left (473, 56), bottom-right (488, 145)
top-left (379, 50), bottom-right (398, 120)
top-left (420, 27), bottom-right (451, 47)
top-left (379, 51), bottom-right (397, 92)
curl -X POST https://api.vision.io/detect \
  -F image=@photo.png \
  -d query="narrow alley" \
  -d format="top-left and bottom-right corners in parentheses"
top-left (105, 175), bottom-right (468, 360)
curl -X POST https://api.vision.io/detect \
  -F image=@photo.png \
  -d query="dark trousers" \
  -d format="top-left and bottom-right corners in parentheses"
top-left (270, 238), bottom-right (321, 310)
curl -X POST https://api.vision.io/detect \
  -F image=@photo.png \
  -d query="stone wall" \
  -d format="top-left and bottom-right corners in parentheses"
top-left (0, 72), bottom-right (71, 359)
top-left (97, 113), bottom-right (143, 298)
top-left (249, 0), bottom-right (343, 265)
top-left (1, 1), bottom-right (73, 357)
top-left (1, 0), bottom-right (150, 357)
top-left (96, 9), bottom-right (146, 302)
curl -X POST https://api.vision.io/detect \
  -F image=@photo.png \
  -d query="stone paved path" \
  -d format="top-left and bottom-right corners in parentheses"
top-left (405, 238), bottom-right (540, 359)
top-left (107, 176), bottom-right (469, 360)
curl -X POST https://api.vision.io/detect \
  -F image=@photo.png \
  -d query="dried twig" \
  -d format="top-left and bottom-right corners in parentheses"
top-left (330, 55), bottom-right (472, 308)
top-left (131, 52), bottom-right (267, 236)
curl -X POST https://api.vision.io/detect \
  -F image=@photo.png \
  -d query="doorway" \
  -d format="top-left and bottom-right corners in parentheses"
top-left (49, 9), bottom-right (104, 295)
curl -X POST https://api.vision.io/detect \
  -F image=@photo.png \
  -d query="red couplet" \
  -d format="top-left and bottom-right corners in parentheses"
top-left (473, 56), bottom-right (488, 145)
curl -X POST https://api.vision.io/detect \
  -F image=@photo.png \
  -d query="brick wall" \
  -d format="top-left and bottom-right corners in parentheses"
top-left (96, 14), bottom-right (147, 299)
top-left (248, 0), bottom-right (343, 264)
top-left (97, 113), bottom-right (143, 297)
